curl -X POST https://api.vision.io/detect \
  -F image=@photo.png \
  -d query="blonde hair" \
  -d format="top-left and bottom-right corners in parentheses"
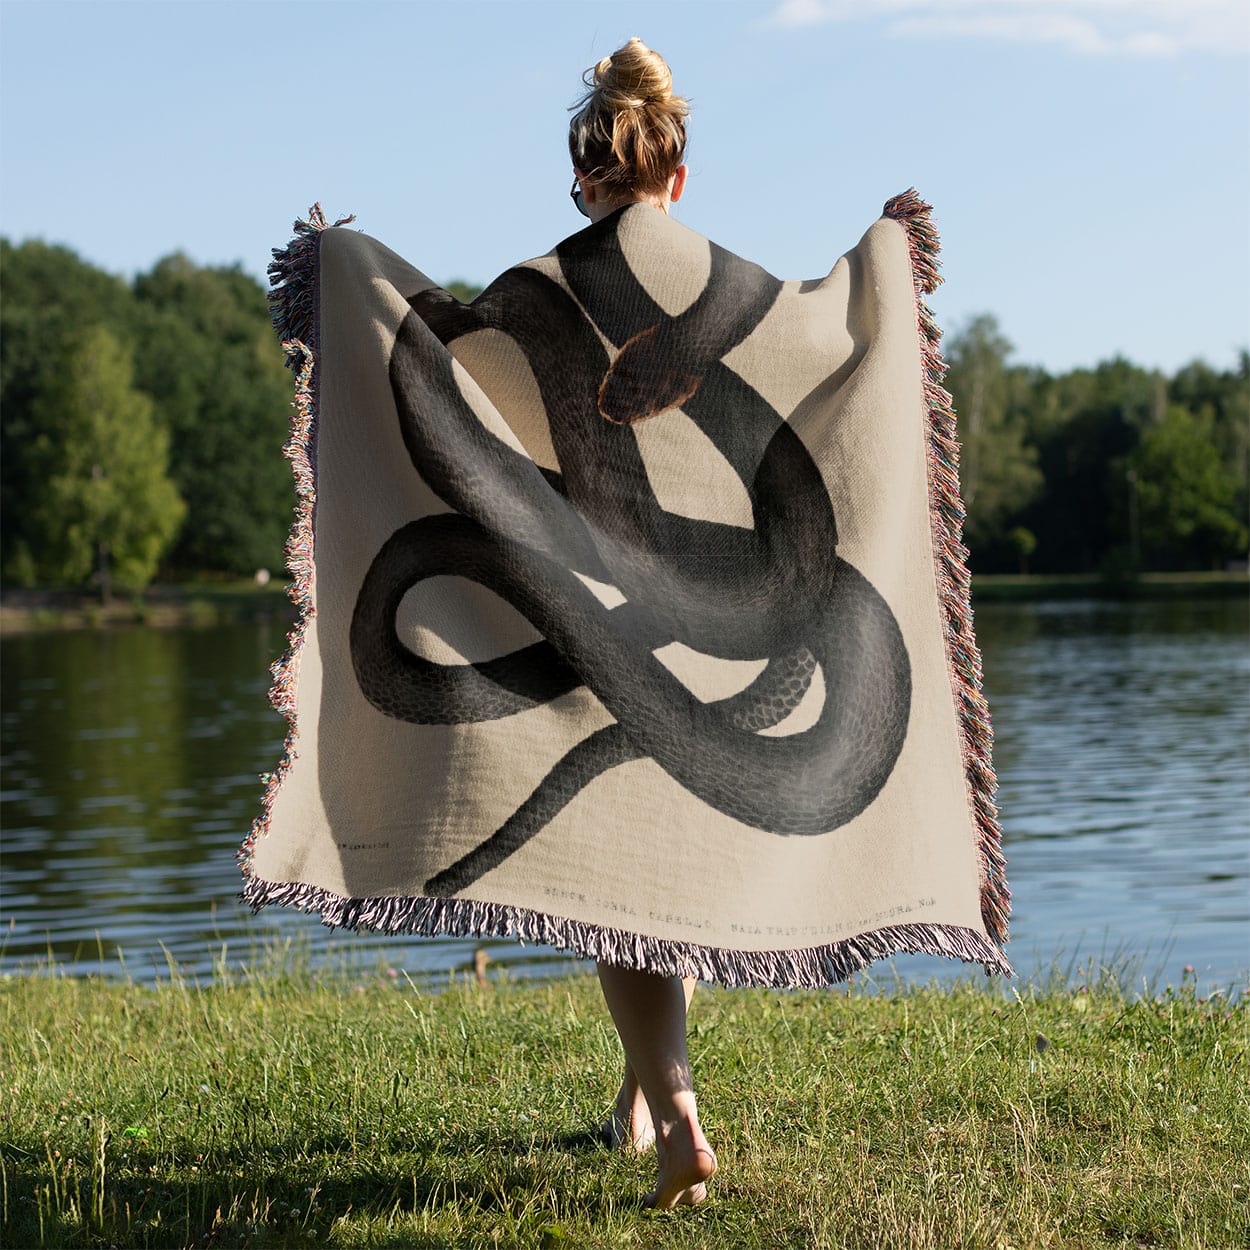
top-left (568, 37), bottom-right (689, 198)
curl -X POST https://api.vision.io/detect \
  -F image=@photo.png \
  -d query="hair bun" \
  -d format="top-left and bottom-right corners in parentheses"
top-left (569, 37), bottom-right (689, 197)
top-left (594, 36), bottom-right (675, 110)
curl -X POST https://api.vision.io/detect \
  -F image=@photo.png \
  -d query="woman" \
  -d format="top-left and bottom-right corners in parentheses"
top-left (244, 30), bottom-right (1010, 1224)
top-left (566, 37), bottom-right (717, 1211)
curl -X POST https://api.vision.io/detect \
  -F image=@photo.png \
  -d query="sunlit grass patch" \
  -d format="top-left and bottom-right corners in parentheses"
top-left (2, 953), bottom-right (1245, 1249)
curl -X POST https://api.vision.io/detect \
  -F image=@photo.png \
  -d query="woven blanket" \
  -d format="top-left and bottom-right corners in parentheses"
top-left (237, 191), bottom-right (1011, 987)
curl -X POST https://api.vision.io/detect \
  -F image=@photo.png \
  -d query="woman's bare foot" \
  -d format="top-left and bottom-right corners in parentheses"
top-left (644, 1115), bottom-right (717, 1209)
top-left (601, 1074), bottom-right (655, 1151)
top-left (594, 966), bottom-right (708, 1205)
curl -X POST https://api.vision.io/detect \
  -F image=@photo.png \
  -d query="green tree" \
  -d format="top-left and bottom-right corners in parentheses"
top-left (131, 255), bottom-right (293, 575)
top-left (943, 315), bottom-right (1043, 562)
top-left (1169, 353), bottom-right (1250, 538)
top-left (1006, 526), bottom-right (1037, 574)
top-left (1018, 357), bottom-right (1162, 573)
top-left (1128, 404), bottom-right (1246, 570)
top-left (25, 327), bottom-right (185, 597)
top-left (1, 239), bottom-right (139, 581)
top-left (445, 279), bottom-right (483, 303)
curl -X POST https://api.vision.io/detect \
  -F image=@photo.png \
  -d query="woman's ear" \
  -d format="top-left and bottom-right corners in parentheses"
top-left (669, 164), bottom-right (688, 203)
top-left (575, 168), bottom-right (598, 205)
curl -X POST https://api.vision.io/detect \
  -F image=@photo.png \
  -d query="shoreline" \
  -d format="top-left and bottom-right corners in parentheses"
top-left (1, 570), bottom-right (1245, 635)
top-left (0, 581), bottom-right (294, 635)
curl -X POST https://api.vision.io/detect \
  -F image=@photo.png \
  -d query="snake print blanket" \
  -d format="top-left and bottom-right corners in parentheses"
top-left (237, 192), bottom-right (1012, 987)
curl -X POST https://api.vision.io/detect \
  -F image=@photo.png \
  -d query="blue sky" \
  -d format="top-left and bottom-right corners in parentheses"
top-left (2, 0), bottom-right (1246, 374)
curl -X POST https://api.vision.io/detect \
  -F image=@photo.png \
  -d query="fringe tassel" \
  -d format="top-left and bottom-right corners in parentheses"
top-left (883, 188), bottom-right (1012, 949)
top-left (265, 203), bottom-right (355, 358)
top-left (236, 205), bottom-right (350, 880)
top-left (240, 872), bottom-right (1014, 988)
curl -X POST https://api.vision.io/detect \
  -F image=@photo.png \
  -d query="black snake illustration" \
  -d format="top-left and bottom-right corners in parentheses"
top-left (349, 208), bottom-right (911, 894)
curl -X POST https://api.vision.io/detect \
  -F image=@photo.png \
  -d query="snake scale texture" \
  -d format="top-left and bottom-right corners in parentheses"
top-left (348, 210), bottom-right (912, 894)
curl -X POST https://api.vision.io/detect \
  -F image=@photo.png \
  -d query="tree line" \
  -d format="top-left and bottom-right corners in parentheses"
top-left (1, 238), bottom-right (1245, 597)
top-left (945, 315), bottom-right (1247, 576)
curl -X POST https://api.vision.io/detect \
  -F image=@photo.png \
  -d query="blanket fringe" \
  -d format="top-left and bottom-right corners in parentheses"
top-left (883, 188), bottom-right (1011, 949)
top-left (239, 872), bottom-right (1013, 988)
top-left (236, 205), bottom-right (350, 880)
top-left (265, 203), bottom-right (356, 356)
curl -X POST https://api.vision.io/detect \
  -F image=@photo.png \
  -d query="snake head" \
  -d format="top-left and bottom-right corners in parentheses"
top-left (598, 325), bottom-right (703, 425)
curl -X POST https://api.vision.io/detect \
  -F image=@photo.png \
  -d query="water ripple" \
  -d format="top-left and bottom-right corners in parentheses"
top-left (2, 600), bottom-right (1246, 992)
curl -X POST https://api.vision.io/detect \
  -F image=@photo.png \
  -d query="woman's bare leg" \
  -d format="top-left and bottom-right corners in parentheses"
top-left (602, 977), bottom-right (696, 1151)
top-left (596, 963), bottom-right (716, 1208)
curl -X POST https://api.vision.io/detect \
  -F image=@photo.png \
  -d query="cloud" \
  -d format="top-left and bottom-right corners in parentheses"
top-left (765, 0), bottom-right (1250, 57)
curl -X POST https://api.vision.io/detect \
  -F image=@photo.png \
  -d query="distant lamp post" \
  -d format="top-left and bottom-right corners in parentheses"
top-left (1125, 467), bottom-right (1140, 570)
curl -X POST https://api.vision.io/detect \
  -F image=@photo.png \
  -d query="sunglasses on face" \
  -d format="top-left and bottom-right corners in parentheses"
top-left (570, 176), bottom-right (589, 218)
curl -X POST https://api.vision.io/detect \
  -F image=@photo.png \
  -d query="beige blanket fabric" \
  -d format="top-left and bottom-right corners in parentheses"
top-left (237, 191), bottom-right (1011, 987)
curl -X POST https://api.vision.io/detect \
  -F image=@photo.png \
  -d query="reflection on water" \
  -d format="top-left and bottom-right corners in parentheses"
top-left (967, 596), bottom-right (1248, 990)
top-left (2, 596), bottom-right (1247, 991)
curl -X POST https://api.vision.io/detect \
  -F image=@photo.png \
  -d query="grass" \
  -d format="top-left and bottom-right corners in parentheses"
top-left (1, 951), bottom-right (1245, 1250)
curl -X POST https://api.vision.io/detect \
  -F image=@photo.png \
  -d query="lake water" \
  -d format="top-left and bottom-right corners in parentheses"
top-left (2, 597), bottom-right (1247, 994)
